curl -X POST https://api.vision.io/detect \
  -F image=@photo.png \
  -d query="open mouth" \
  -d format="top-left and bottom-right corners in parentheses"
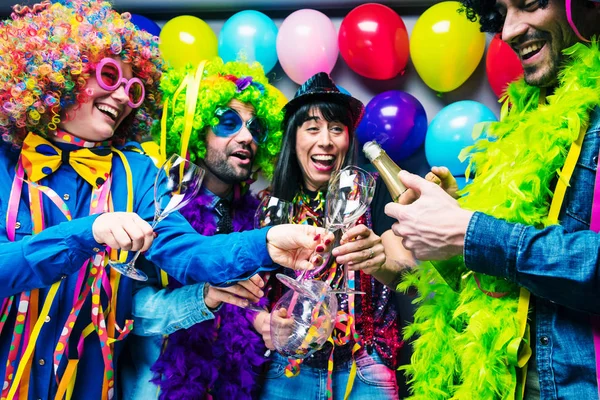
top-left (311, 154), bottom-right (336, 169)
top-left (96, 104), bottom-right (119, 121)
top-left (519, 41), bottom-right (545, 60)
top-left (231, 150), bottom-right (252, 162)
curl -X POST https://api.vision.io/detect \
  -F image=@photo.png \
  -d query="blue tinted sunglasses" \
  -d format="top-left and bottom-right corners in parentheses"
top-left (212, 107), bottom-right (268, 144)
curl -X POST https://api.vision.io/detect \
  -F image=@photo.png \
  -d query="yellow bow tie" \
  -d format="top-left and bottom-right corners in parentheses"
top-left (20, 133), bottom-right (113, 188)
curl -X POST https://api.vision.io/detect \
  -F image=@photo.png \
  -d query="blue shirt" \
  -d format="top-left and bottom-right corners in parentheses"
top-left (120, 187), bottom-right (225, 400)
top-left (464, 107), bottom-right (600, 399)
top-left (0, 142), bottom-right (274, 399)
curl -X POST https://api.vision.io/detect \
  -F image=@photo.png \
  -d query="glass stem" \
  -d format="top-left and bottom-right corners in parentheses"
top-left (341, 262), bottom-right (350, 291)
top-left (339, 225), bottom-right (351, 291)
top-left (128, 250), bottom-right (143, 267)
top-left (127, 216), bottom-right (160, 267)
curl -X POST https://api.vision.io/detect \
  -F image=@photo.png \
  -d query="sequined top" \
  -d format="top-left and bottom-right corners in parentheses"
top-left (270, 179), bottom-right (402, 369)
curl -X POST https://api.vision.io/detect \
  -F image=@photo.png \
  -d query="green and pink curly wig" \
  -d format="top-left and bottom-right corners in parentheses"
top-left (0, 0), bottom-right (163, 148)
top-left (154, 59), bottom-right (284, 179)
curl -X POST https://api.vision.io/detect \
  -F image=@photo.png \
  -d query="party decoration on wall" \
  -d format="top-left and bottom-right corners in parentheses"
top-left (218, 10), bottom-right (279, 73)
top-left (130, 14), bottom-right (161, 37)
top-left (276, 9), bottom-right (339, 84)
top-left (486, 34), bottom-right (524, 98)
top-left (411, 1), bottom-right (485, 93)
top-left (339, 3), bottom-right (409, 80)
top-left (356, 90), bottom-right (427, 161)
top-left (159, 15), bottom-right (217, 69)
top-left (425, 100), bottom-right (497, 175)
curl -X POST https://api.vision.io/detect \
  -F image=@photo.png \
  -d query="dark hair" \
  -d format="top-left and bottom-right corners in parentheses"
top-left (459, 0), bottom-right (549, 33)
top-left (270, 100), bottom-right (358, 201)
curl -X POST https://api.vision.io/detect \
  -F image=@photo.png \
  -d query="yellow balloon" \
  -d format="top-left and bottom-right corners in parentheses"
top-left (410, 1), bottom-right (485, 93)
top-left (159, 15), bottom-right (218, 69)
top-left (267, 84), bottom-right (288, 111)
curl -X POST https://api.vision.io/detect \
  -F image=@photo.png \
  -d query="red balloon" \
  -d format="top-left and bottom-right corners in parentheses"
top-left (339, 3), bottom-right (409, 80)
top-left (486, 34), bottom-right (524, 98)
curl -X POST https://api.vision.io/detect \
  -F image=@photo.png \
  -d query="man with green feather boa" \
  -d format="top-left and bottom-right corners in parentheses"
top-left (384, 0), bottom-right (600, 399)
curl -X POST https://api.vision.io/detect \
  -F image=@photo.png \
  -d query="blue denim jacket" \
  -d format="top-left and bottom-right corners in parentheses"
top-left (464, 107), bottom-right (600, 399)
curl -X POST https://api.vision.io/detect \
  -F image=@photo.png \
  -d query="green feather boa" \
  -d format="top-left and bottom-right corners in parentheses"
top-left (398, 40), bottom-right (600, 400)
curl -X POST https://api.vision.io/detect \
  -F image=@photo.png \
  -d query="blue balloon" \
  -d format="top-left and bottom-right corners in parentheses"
top-left (425, 100), bottom-right (497, 176)
top-left (356, 90), bottom-right (428, 162)
top-left (336, 85), bottom-right (351, 96)
top-left (130, 14), bottom-right (161, 37)
top-left (218, 10), bottom-right (278, 73)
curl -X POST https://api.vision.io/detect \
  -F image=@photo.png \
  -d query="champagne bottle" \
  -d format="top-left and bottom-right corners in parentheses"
top-left (362, 140), bottom-right (465, 292)
top-left (362, 141), bottom-right (407, 201)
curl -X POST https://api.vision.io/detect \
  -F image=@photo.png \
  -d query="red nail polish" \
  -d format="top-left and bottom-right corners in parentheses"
top-left (324, 239), bottom-right (331, 245)
top-left (153, 232), bottom-right (158, 238)
top-left (314, 234), bottom-right (321, 241)
top-left (316, 245), bottom-right (325, 252)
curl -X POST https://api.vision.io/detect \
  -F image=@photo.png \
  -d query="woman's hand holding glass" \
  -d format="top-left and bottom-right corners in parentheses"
top-left (269, 166), bottom-right (374, 359)
top-left (333, 224), bottom-right (386, 276)
top-left (278, 166), bottom-right (375, 291)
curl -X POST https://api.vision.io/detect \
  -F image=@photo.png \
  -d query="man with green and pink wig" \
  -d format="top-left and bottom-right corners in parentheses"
top-left (121, 58), bottom-right (286, 400)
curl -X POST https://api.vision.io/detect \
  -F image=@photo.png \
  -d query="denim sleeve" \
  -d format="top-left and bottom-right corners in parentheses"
top-left (131, 282), bottom-right (216, 336)
top-left (0, 214), bottom-right (102, 298)
top-left (464, 212), bottom-right (600, 313)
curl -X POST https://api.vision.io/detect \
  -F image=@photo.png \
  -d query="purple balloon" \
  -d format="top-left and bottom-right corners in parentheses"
top-left (356, 90), bottom-right (427, 161)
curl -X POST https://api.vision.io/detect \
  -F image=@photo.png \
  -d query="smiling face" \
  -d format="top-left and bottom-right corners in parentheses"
top-left (203, 99), bottom-right (259, 186)
top-left (58, 58), bottom-right (134, 141)
top-left (295, 107), bottom-right (350, 192)
top-left (496, 0), bottom-right (586, 87)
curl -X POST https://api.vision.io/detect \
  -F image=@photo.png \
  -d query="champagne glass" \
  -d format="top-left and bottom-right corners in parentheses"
top-left (270, 166), bottom-right (374, 358)
top-left (254, 195), bottom-right (294, 228)
top-left (108, 154), bottom-right (204, 281)
top-left (278, 166), bottom-right (376, 292)
top-left (270, 279), bottom-right (338, 360)
top-left (329, 167), bottom-right (376, 294)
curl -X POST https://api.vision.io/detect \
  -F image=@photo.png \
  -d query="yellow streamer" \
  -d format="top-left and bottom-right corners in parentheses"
top-left (548, 125), bottom-right (586, 224)
top-left (8, 282), bottom-right (61, 400)
top-left (180, 61), bottom-right (206, 159)
top-left (159, 97), bottom-right (169, 162)
top-left (112, 149), bottom-right (134, 263)
top-left (513, 120), bottom-right (586, 399)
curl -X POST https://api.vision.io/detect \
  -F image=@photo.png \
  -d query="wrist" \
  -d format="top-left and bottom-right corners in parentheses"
top-left (252, 311), bottom-right (267, 331)
top-left (203, 283), bottom-right (220, 310)
top-left (452, 209), bottom-right (473, 254)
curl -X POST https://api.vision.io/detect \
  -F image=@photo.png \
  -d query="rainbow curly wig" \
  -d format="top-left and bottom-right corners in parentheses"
top-left (0, 0), bottom-right (163, 148)
top-left (154, 58), bottom-right (284, 179)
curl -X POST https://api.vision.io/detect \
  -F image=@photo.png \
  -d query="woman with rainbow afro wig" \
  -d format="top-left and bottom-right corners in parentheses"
top-left (154, 58), bottom-right (284, 179)
top-left (0, 0), bottom-right (162, 149)
top-left (0, 2), bottom-right (325, 400)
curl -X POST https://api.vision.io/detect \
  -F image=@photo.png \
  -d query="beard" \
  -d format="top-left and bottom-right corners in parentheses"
top-left (203, 150), bottom-right (254, 185)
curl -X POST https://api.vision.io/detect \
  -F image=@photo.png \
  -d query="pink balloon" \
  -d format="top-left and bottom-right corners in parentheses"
top-left (276, 9), bottom-right (339, 84)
